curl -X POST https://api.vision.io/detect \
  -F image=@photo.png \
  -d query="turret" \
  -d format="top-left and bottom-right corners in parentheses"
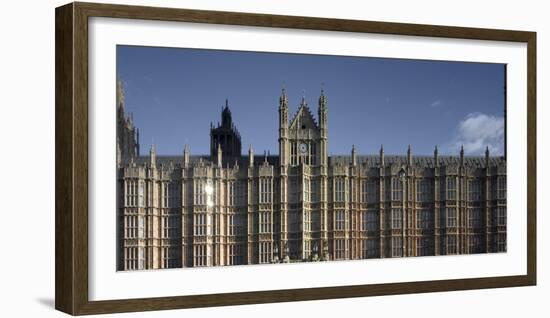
top-left (210, 99), bottom-right (242, 161)
top-left (221, 99), bottom-right (232, 128)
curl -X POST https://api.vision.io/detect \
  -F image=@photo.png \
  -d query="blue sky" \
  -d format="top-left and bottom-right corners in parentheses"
top-left (117, 45), bottom-right (505, 156)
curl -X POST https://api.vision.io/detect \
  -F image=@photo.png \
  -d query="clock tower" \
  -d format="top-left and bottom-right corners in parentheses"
top-left (285, 93), bottom-right (323, 167)
top-left (278, 88), bottom-right (328, 261)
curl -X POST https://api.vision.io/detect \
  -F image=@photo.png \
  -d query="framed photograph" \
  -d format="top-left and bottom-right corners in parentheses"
top-left (55, 2), bottom-right (536, 315)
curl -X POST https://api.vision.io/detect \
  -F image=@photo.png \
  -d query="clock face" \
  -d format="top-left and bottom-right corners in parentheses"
top-left (299, 143), bottom-right (308, 154)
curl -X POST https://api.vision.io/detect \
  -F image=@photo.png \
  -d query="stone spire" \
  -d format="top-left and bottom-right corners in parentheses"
top-left (485, 146), bottom-right (490, 167)
top-left (379, 144), bottom-right (385, 167)
top-left (279, 87), bottom-right (288, 110)
top-left (183, 144), bottom-right (190, 168)
top-left (150, 144), bottom-right (156, 166)
top-left (217, 143), bottom-right (222, 167)
top-left (319, 86), bottom-right (327, 110)
top-left (460, 145), bottom-right (465, 165)
top-left (116, 79), bottom-right (125, 109)
top-left (318, 86), bottom-right (328, 168)
top-left (279, 88), bottom-right (288, 131)
top-left (351, 144), bottom-right (357, 166)
top-left (279, 87), bottom-right (289, 167)
top-left (248, 145), bottom-right (254, 167)
top-left (136, 128), bottom-right (140, 156)
top-left (407, 144), bottom-right (412, 166)
top-left (318, 86), bottom-right (327, 129)
top-left (434, 145), bottom-right (439, 167)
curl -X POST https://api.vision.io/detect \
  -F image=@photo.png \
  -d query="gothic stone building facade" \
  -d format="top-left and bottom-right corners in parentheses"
top-left (117, 86), bottom-right (507, 271)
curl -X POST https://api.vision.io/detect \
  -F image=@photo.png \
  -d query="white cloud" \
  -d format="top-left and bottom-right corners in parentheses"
top-left (430, 100), bottom-right (442, 107)
top-left (448, 112), bottom-right (504, 155)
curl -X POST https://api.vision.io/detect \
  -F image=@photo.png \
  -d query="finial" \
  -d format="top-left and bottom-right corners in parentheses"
top-left (225, 98), bottom-right (229, 109)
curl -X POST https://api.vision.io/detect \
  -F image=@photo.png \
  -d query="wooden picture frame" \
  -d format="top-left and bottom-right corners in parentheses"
top-left (55, 2), bottom-right (536, 315)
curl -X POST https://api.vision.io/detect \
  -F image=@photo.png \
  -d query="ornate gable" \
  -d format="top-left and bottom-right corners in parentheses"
top-left (289, 103), bottom-right (318, 131)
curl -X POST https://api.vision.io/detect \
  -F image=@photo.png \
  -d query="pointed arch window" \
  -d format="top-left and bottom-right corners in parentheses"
top-left (310, 142), bottom-right (317, 165)
top-left (290, 142), bottom-right (297, 166)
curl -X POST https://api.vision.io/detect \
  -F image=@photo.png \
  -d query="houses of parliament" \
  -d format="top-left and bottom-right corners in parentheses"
top-left (116, 81), bottom-right (507, 271)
